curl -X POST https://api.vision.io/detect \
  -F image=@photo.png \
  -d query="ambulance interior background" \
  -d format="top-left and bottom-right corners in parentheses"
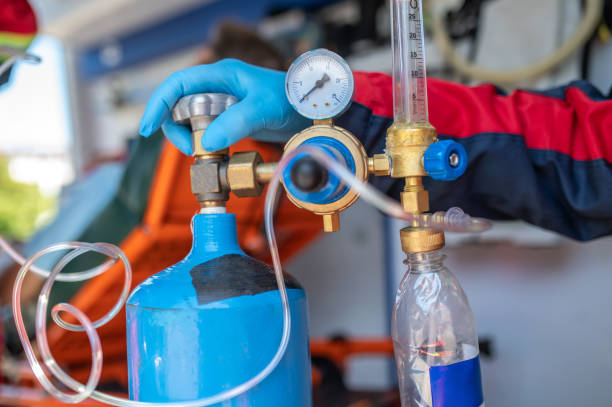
top-left (0, 0), bottom-right (611, 406)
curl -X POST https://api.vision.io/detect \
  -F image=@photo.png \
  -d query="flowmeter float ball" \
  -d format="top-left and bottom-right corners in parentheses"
top-left (285, 48), bottom-right (355, 120)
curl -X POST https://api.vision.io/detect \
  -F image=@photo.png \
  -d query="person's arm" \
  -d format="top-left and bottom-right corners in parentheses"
top-left (337, 72), bottom-right (612, 241)
top-left (140, 61), bottom-right (612, 241)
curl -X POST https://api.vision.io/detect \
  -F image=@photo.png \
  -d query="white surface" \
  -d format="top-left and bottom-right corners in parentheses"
top-left (449, 238), bottom-right (612, 407)
top-left (289, 201), bottom-right (386, 338)
top-left (32, 0), bottom-right (214, 48)
top-left (0, 36), bottom-right (74, 193)
top-left (0, 36), bottom-right (71, 156)
top-left (287, 201), bottom-right (390, 390)
top-left (71, 45), bottom-right (201, 166)
top-left (445, 221), bottom-right (563, 248)
top-left (474, 0), bottom-right (581, 88)
top-left (588, 40), bottom-right (612, 94)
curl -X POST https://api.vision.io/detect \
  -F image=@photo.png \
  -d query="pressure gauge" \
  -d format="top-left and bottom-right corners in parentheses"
top-left (286, 49), bottom-right (355, 120)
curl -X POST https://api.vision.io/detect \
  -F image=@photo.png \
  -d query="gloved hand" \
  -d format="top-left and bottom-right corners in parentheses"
top-left (139, 59), bottom-right (310, 155)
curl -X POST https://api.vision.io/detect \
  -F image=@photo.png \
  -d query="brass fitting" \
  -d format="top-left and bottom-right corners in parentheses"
top-left (172, 93), bottom-right (237, 208)
top-left (401, 190), bottom-right (430, 214)
top-left (190, 154), bottom-right (229, 205)
top-left (255, 162), bottom-right (278, 184)
top-left (191, 151), bottom-right (278, 203)
top-left (200, 200), bottom-right (227, 209)
top-left (190, 129), bottom-right (230, 206)
top-left (400, 227), bottom-right (445, 253)
top-left (283, 124), bottom-right (369, 233)
top-left (227, 151), bottom-right (265, 197)
top-left (401, 176), bottom-right (429, 214)
top-left (322, 213), bottom-right (340, 233)
top-left (191, 123), bottom-right (278, 200)
top-left (368, 154), bottom-right (391, 176)
top-left (385, 122), bottom-right (437, 178)
top-left (385, 122), bottom-right (445, 254)
top-left (189, 131), bottom-right (230, 206)
top-left (191, 129), bottom-right (230, 158)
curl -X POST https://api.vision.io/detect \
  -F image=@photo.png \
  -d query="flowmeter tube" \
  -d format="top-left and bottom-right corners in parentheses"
top-left (391, 0), bottom-right (429, 124)
top-left (387, 0), bottom-right (468, 235)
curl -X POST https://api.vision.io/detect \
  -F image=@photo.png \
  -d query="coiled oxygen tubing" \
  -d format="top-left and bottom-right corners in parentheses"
top-left (4, 145), bottom-right (491, 406)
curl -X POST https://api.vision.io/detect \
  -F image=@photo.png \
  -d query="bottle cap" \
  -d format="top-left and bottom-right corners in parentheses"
top-left (400, 227), bottom-right (445, 253)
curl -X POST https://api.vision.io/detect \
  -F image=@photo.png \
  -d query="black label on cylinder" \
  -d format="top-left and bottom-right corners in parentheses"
top-left (190, 254), bottom-right (302, 305)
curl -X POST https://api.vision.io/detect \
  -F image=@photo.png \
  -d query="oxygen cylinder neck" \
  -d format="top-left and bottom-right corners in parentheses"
top-left (190, 213), bottom-right (244, 260)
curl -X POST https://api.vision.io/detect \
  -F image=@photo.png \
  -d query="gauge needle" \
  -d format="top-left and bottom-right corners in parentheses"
top-left (299, 73), bottom-right (330, 103)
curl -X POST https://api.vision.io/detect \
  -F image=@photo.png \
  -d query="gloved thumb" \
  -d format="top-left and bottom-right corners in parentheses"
top-left (201, 97), bottom-right (265, 151)
top-left (161, 119), bottom-right (193, 155)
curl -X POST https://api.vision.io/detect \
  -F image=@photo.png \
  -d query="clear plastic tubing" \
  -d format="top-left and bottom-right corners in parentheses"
top-left (8, 145), bottom-right (491, 406)
top-left (391, 0), bottom-right (429, 123)
top-left (0, 53), bottom-right (41, 76)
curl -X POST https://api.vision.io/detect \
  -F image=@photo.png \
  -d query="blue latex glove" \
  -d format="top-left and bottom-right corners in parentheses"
top-left (139, 59), bottom-right (310, 155)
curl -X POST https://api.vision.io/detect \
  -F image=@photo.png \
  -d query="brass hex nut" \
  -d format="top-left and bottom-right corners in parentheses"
top-left (368, 154), bottom-right (391, 176)
top-left (190, 160), bottom-right (223, 194)
top-left (190, 158), bottom-right (230, 203)
top-left (227, 151), bottom-right (264, 197)
top-left (401, 190), bottom-right (430, 213)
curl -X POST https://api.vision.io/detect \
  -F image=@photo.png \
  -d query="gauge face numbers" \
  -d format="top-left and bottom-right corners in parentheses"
top-left (286, 49), bottom-right (354, 120)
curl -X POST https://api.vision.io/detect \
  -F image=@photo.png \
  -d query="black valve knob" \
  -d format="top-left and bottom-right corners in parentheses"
top-left (290, 156), bottom-right (329, 193)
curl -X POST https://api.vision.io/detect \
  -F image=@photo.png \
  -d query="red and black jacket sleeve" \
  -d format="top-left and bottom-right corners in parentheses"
top-left (335, 72), bottom-right (612, 241)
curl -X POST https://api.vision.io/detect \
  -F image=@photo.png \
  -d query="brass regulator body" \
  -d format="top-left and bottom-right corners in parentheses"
top-left (173, 50), bottom-right (466, 257)
top-left (386, 122), bottom-right (446, 253)
top-left (282, 119), bottom-right (390, 232)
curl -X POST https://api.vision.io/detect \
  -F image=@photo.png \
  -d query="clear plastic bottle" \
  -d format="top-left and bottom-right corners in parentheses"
top-left (392, 250), bottom-right (484, 407)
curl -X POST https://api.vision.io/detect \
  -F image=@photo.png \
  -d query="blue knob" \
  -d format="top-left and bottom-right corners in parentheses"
top-left (424, 140), bottom-right (468, 181)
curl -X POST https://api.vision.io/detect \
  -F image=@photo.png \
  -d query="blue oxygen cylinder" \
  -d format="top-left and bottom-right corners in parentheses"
top-left (126, 213), bottom-right (312, 405)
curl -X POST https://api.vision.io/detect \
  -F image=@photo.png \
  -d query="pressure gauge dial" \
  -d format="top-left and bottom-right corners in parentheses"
top-left (286, 49), bottom-right (355, 120)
